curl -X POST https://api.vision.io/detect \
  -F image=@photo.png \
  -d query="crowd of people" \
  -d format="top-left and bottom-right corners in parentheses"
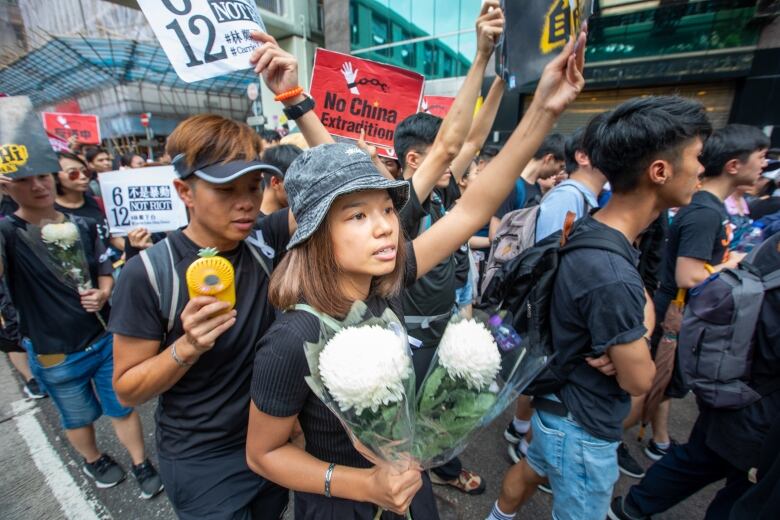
top-left (1, 2), bottom-right (779, 519)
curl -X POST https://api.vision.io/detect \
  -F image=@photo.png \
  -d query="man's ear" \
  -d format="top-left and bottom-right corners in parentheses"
top-left (723, 158), bottom-right (740, 176)
top-left (404, 150), bottom-right (422, 172)
top-left (648, 158), bottom-right (671, 186)
top-left (270, 176), bottom-right (283, 189)
top-left (541, 153), bottom-right (555, 166)
top-left (574, 150), bottom-right (590, 169)
top-left (173, 178), bottom-right (195, 208)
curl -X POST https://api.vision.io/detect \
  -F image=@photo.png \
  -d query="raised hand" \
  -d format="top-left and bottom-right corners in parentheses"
top-left (341, 62), bottom-right (360, 95)
top-left (475, 0), bottom-right (505, 59)
top-left (249, 31), bottom-right (300, 97)
top-left (532, 28), bottom-right (587, 116)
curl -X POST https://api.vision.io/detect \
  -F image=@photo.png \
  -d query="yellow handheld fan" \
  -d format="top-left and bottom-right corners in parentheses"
top-left (186, 247), bottom-right (236, 311)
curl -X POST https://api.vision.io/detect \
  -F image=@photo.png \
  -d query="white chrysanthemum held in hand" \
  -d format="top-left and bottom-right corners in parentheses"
top-left (438, 319), bottom-right (501, 390)
top-left (319, 325), bottom-right (412, 415)
top-left (41, 222), bottom-right (79, 249)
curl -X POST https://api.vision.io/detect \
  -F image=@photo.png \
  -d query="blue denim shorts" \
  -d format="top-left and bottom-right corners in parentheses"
top-left (455, 276), bottom-right (474, 307)
top-left (525, 409), bottom-right (620, 520)
top-left (23, 334), bottom-right (133, 429)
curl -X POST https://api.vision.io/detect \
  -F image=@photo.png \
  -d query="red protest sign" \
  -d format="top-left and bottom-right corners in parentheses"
top-left (309, 48), bottom-right (424, 150)
top-left (420, 96), bottom-right (455, 118)
top-left (42, 113), bottom-right (101, 145)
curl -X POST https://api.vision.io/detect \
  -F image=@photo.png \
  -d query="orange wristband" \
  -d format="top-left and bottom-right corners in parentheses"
top-left (274, 86), bottom-right (304, 102)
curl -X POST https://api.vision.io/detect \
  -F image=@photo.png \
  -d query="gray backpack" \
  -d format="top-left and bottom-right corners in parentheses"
top-left (678, 238), bottom-right (780, 409)
top-left (139, 233), bottom-right (272, 340)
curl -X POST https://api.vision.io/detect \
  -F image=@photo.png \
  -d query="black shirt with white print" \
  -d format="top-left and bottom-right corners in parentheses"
top-left (108, 209), bottom-right (290, 459)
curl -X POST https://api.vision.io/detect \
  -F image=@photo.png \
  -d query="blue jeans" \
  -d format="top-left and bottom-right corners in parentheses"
top-left (24, 334), bottom-right (132, 429)
top-left (525, 410), bottom-right (620, 520)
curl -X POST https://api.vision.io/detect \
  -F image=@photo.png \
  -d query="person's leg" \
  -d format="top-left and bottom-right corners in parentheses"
top-left (623, 394), bottom-right (645, 430)
top-left (495, 459), bottom-right (546, 515)
top-left (8, 350), bottom-right (32, 381)
top-left (64, 424), bottom-right (101, 462)
top-left (651, 399), bottom-right (671, 444)
top-left (111, 411), bottom-right (145, 465)
top-left (703, 472), bottom-right (752, 520)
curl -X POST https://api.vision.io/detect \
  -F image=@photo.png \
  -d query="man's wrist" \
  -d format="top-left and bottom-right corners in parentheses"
top-left (281, 93), bottom-right (307, 107)
top-left (173, 337), bottom-right (202, 365)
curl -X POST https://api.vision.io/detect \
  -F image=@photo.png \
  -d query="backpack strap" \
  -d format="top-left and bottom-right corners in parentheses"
top-left (139, 238), bottom-right (179, 335)
top-left (245, 241), bottom-right (272, 278)
top-left (293, 303), bottom-right (343, 333)
top-left (244, 229), bottom-right (274, 278)
top-left (562, 228), bottom-right (636, 265)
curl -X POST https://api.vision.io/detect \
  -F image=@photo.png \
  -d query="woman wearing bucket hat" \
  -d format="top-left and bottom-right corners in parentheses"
top-left (246, 24), bottom-right (588, 520)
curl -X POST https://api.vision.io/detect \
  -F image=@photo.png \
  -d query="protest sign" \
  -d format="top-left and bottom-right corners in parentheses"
top-left (137, 0), bottom-right (267, 83)
top-left (98, 166), bottom-right (189, 235)
top-left (309, 48), bottom-right (425, 150)
top-left (0, 96), bottom-right (60, 179)
top-left (497, 0), bottom-right (593, 90)
top-left (42, 112), bottom-right (101, 145)
top-left (421, 96), bottom-right (455, 119)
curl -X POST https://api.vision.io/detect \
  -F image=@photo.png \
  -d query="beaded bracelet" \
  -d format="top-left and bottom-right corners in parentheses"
top-left (274, 86), bottom-right (304, 102)
top-left (324, 463), bottom-right (336, 498)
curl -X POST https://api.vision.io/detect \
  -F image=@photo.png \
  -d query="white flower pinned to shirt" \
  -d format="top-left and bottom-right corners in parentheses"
top-left (319, 325), bottom-right (412, 415)
top-left (438, 319), bottom-right (501, 390)
top-left (41, 222), bottom-right (79, 249)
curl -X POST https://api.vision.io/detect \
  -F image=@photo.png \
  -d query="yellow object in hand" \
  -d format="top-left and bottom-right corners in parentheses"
top-left (186, 247), bottom-right (236, 311)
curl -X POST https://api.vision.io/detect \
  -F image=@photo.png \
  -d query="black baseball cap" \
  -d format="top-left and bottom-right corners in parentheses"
top-left (171, 153), bottom-right (282, 184)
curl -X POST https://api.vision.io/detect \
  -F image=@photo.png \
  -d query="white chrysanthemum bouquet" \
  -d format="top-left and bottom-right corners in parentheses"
top-left (303, 302), bottom-right (416, 467)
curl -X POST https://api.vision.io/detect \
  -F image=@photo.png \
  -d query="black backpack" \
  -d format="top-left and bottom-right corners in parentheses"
top-left (480, 214), bottom-right (636, 396)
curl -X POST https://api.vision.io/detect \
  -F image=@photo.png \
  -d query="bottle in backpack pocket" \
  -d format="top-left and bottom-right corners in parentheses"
top-left (186, 247), bottom-right (235, 312)
top-left (734, 222), bottom-right (765, 253)
top-left (488, 312), bottom-right (522, 353)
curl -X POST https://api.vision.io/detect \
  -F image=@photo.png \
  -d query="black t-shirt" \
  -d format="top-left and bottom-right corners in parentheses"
top-left (749, 196), bottom-right (780, 221)
top-left (495, 179), bottom-right (542, 220)
top-left (108, 209), bottom-right (290, 458)
top-left (400, 182), bottom-right (455, 349)
top-left (55, 196), bottom-right (110, 246)
top-left (659, 191), bottom-right (731, 298)
top-left (0, 214), bottom-right (112, 354)
top-left (552, 216), bottom-right (647, 441)
top-left (251, 242), bottom-right (417, 468)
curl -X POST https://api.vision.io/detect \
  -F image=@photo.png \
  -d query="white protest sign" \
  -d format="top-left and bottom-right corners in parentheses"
top-left (138, 0), bottom-right (267, 83)
top-left (98, 166), bottom-right (189, 235)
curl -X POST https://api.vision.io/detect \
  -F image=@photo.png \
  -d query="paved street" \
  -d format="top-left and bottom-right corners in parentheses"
top-left (1, 355), bottom-right (719, 520)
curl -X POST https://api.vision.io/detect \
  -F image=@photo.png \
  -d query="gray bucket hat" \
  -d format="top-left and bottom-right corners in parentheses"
top-left (285, 142), bottom-right (410, 249)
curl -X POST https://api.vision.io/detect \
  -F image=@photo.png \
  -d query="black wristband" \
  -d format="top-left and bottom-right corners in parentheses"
top-left (282, 95), bottom-right (315, 121)
top-left (347, 82), bottom-right (357, 89)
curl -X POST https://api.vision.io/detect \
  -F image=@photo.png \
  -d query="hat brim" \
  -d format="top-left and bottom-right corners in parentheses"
top-left (189, 160), bottom-right (283, 184)
top-left (287, 175), bottom-right (409, 250)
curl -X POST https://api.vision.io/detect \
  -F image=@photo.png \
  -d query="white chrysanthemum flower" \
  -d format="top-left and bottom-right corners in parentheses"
top-left (41, 222), bottom-right (79, 248)
top-left (319, 325), bottom-right (411, 415)
top-left (438, 319), bottom-right (501, 390)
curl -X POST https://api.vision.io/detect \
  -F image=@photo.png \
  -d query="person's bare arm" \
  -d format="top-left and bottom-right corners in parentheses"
top-left (468, 235), bottom-right (491, 250)
top-left (246, 404), bottom-right (422, 515)
top-left (250, 32), bottom-right (334, 148)
top-left (357, 129), bottom-right (394, 181)
top-left (607, 339), bottom-right (656, 396)
top-left (113, 297), bottom-right (236, 406)
top-left (449, 77), bottom-right (506, 182)
top-left (412, 33), bottom-right (586, 278)
top-left (675, 253), bottom-right (744, 289)
top-left (410, 1), bottom-right (504, 202)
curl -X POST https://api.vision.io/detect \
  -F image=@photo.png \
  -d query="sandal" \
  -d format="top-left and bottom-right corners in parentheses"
top-left (430, 468), bottom-right (486, 495)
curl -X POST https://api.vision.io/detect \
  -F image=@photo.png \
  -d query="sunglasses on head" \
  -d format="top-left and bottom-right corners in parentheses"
top-left (65, 168), bottom-right (89, 181)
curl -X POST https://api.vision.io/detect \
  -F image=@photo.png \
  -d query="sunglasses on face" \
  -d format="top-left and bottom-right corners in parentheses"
top-left (64, 168), bottom-right (89, 181)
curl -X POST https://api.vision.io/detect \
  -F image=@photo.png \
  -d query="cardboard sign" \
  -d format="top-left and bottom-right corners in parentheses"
top-left (309, 48), bottom-right (425, 150)
top-left (42, 112), bottom-right (101, 145)
top-left (138, 0), bottom-right (267, 83)
top-left (421, 96), bottom-right (455, 119)
top-left (98, 166), bottom-right (189, 234)
top-left (0, 96), bottom-right (61, 179)
top-left (497, 0), bottom-right (593, 89)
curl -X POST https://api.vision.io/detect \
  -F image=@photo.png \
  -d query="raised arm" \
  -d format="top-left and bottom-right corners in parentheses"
top-left (250, 31), bottom-right (334, 148)
top-left (413, 33), bottom-right (587, 278)
top-left (409, 0), bottom-right (504, 202)
top-left (449, 76), bottom-right (506, 182)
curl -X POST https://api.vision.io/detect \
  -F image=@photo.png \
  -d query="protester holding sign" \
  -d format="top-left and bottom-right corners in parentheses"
top-left (245, 10), bottom-right (586, 520)
top-left (109, 29), bottom-right (335, 519)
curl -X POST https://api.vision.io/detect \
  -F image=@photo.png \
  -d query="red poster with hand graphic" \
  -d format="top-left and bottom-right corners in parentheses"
top-left (42, 112), bottom-right (101, 145)
top-left (309, 48), bottom-right (424, 152)
top-left (420, 96), bottom-right (455, 118)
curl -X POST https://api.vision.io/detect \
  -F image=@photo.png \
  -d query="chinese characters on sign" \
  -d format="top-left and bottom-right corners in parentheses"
top-left (138, 0), bottom-right (267, 83)
top-left (42, 112), bottom-right (101, 145)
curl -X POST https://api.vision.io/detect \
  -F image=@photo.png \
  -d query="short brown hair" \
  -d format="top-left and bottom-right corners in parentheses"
top-left (269, 210), bottom-right (407, 317)
top-left (166, 114), bottom-right (263, 169)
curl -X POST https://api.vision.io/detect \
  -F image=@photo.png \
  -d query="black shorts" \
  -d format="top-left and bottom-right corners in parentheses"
top-left (158, 448), bottom-right (288, 520)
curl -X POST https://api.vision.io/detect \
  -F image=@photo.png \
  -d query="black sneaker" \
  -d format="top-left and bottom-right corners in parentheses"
top-left (131, 459), bottom-right (164, 499)
top-left (617, 443), bottom-right (645, 478)
top-left (24, 378), bottom-right (47, 399)
top-left (644, 439), bottom-right (675, 461)
top-left (504, 421), bottom-right (525, 445)
top-left (608, 496), bottom-right (649, 520)
top-left (537, 482), bottom-right (552, 495)
top-left (507, 442), bottom-right (525, 464)
top-left (83, 454), bottom-right (125, 488)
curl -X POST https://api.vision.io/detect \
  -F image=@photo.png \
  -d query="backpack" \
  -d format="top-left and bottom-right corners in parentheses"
top-left (0, 280), bottom-right (20, 350)
top-left (139, 231), bottom-right (272, 339)
top-left (678, 237), bottom-right (780, 409)
top-left (480, 214), bottom-right (636, 396)
top-left (480, 182), bottom-right (592, 302)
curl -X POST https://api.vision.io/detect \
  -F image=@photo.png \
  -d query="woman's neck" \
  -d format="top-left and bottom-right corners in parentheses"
top-left (15, 207), bottom-right (62, 226)
top-left (56, 190), bottom-right (85, 208)
top-left (339, 273), bottom-right (372, 303)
